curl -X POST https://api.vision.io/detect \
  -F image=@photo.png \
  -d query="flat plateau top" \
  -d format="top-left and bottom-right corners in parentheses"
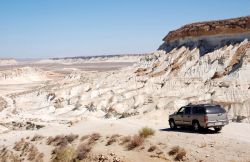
top-left (163, 16), bottom-right (250, 42)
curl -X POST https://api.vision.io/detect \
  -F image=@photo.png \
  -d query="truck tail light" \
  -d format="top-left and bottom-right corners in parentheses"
top-left (204, 115), bottom-right (208, 123)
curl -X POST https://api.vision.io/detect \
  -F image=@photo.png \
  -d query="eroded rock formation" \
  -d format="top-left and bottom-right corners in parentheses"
top-left (159, 16), bottom-right (250, 55)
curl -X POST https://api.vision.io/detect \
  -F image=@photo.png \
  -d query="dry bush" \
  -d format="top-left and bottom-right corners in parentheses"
top-left (87, 133), bottom-right (101, 145)
top-left (47, 136), bottom-right (54, 145)
top-left (65, 134), bottom-right (79, 143)
top-left (175, 149), bottom-right (186, 161)
top-left (106, 137), bottom-right (116, 146)
top-left (150, 154), bottom-right (169, 161)
top-left (13, 138), bottom-right (25, 151)
top-left (51, 145), bottom-right (75, 162)
top-left (0, 148), bottom-right (22, 162)
top-left (148, 145), bottom-right (157, 152)
top-left (127, 135), bottom-right (144, 150)
top-left (27, 144), bottom-right (44, 162)
top-left (81, 135), bottom-right (90, 141)
top-left (13, 138), bottom-right (30, 153)
top-left (47, 134), bottom-right (78, 146)
top-left (35, 153), bottom-right (44, 162)
top-left (139, 127), bottom-right (155, 138)
top-left (106, 134), bottom-right (121, 146)
top-left (31, 134), bottom-right (44, 142)
top-left (76, 143), bottom-right (92, 160)
top-left (27, 145), bottom-right (38, 160)
top-left (168, 146), bottom-right (187, 161)
top-left (47, 135), bottom-right (68, 146)
top-left (120, 136), bottom-right (131, 145)
top-left (168, 146), bottom-right (180, 156)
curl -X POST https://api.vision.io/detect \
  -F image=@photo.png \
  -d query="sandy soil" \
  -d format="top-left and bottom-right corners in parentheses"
top-left (0, 111), bottom-right (250, 162)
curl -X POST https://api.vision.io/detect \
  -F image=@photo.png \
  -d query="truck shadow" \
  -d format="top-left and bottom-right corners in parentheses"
top-left (159, 127), bottom-right (219, 134)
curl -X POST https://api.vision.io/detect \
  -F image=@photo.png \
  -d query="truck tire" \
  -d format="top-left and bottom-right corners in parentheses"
top-left (169, 119), bottom-right (177, 129)
top-left (192, 121), bottom-right (200, 132)
top-left (214, 127), bottom-right (222, 132)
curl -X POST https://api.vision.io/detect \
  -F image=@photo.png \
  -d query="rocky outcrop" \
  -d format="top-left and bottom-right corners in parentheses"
top-left (159, 16), bottom-right (250, 55)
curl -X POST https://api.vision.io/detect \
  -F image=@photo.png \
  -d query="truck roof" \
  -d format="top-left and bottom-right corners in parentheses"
top-left (185, 104), bottom-right (220, 107)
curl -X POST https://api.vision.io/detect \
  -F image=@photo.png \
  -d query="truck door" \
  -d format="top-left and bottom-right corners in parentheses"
top-left (183, 107), bottom-right (192, 125)
top-left (175, 107), bottom-right (185, 125)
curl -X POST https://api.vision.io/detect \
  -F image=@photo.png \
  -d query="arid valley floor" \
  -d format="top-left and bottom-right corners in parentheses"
top-left (0, 57), bottom-right (250, 162)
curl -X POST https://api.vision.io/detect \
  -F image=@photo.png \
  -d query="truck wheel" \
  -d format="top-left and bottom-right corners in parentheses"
top-left (214, 127), bottom-right (222, 132)
top-left (169, 119), bottom-right (177, 129)
top-left (192, 121), bottom-right (200, 132)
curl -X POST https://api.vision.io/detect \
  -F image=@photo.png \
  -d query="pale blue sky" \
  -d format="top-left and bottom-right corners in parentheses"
top-left (0, 0), bottom-right (249, 58)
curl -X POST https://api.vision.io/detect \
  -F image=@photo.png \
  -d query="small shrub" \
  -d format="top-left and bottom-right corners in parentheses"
top-left (148, 145), bottom-right (157, 152)
top-left (119, 112), bottom-right (132, 119)
top-left (168, 146), bottom-right (187, 161)
top-left (139, 127), bottom-right (155, 138)
top-left (47, 136), bottom-right (53, 145)
top-left (13, 138), bottom-right (26, 151)
top-left (65, 134), bottom-right (79, 143)
top-left (47, 134), bottom-right (78, 147)
top-left (88, 133), bottom-right (101, 145)
top-left (51, 146), bottom-right (75, 162)
top-left (27, 145), bottom-right (44, 162)
top-left (106, 134), bottom-right (120, 146)
top-left (120, 136), bottom-right (131, 145)
top-left (13, 138), bottom-right (30, 153)
top-left (47, 135), bottom-right (68, 146)
top-left (168, 146), bottom-right (180, 156)
top-left (31, 135), bottom-right (44, 142)
top-left (106, 138), bottom-right (116, 146)
top-left (35, 153), bottom-right (44, 162)
top-left (175, 148), bottom-right (186, 161)
top-left (27, 145), bottom-right (39, 160)
top-left (0, 148), bottom-right (22, 162)
top-left (127, 135), bottom-right (144, 150)
top-left (76, 143), bottom-right (92, 160)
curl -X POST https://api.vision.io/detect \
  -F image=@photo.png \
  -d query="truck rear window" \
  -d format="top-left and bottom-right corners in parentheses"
top-left (205, 106), bottom-right (226, 114)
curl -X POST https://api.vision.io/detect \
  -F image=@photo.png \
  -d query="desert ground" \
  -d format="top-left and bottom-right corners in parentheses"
top-left (0, 56), bottom-right (250, 162)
